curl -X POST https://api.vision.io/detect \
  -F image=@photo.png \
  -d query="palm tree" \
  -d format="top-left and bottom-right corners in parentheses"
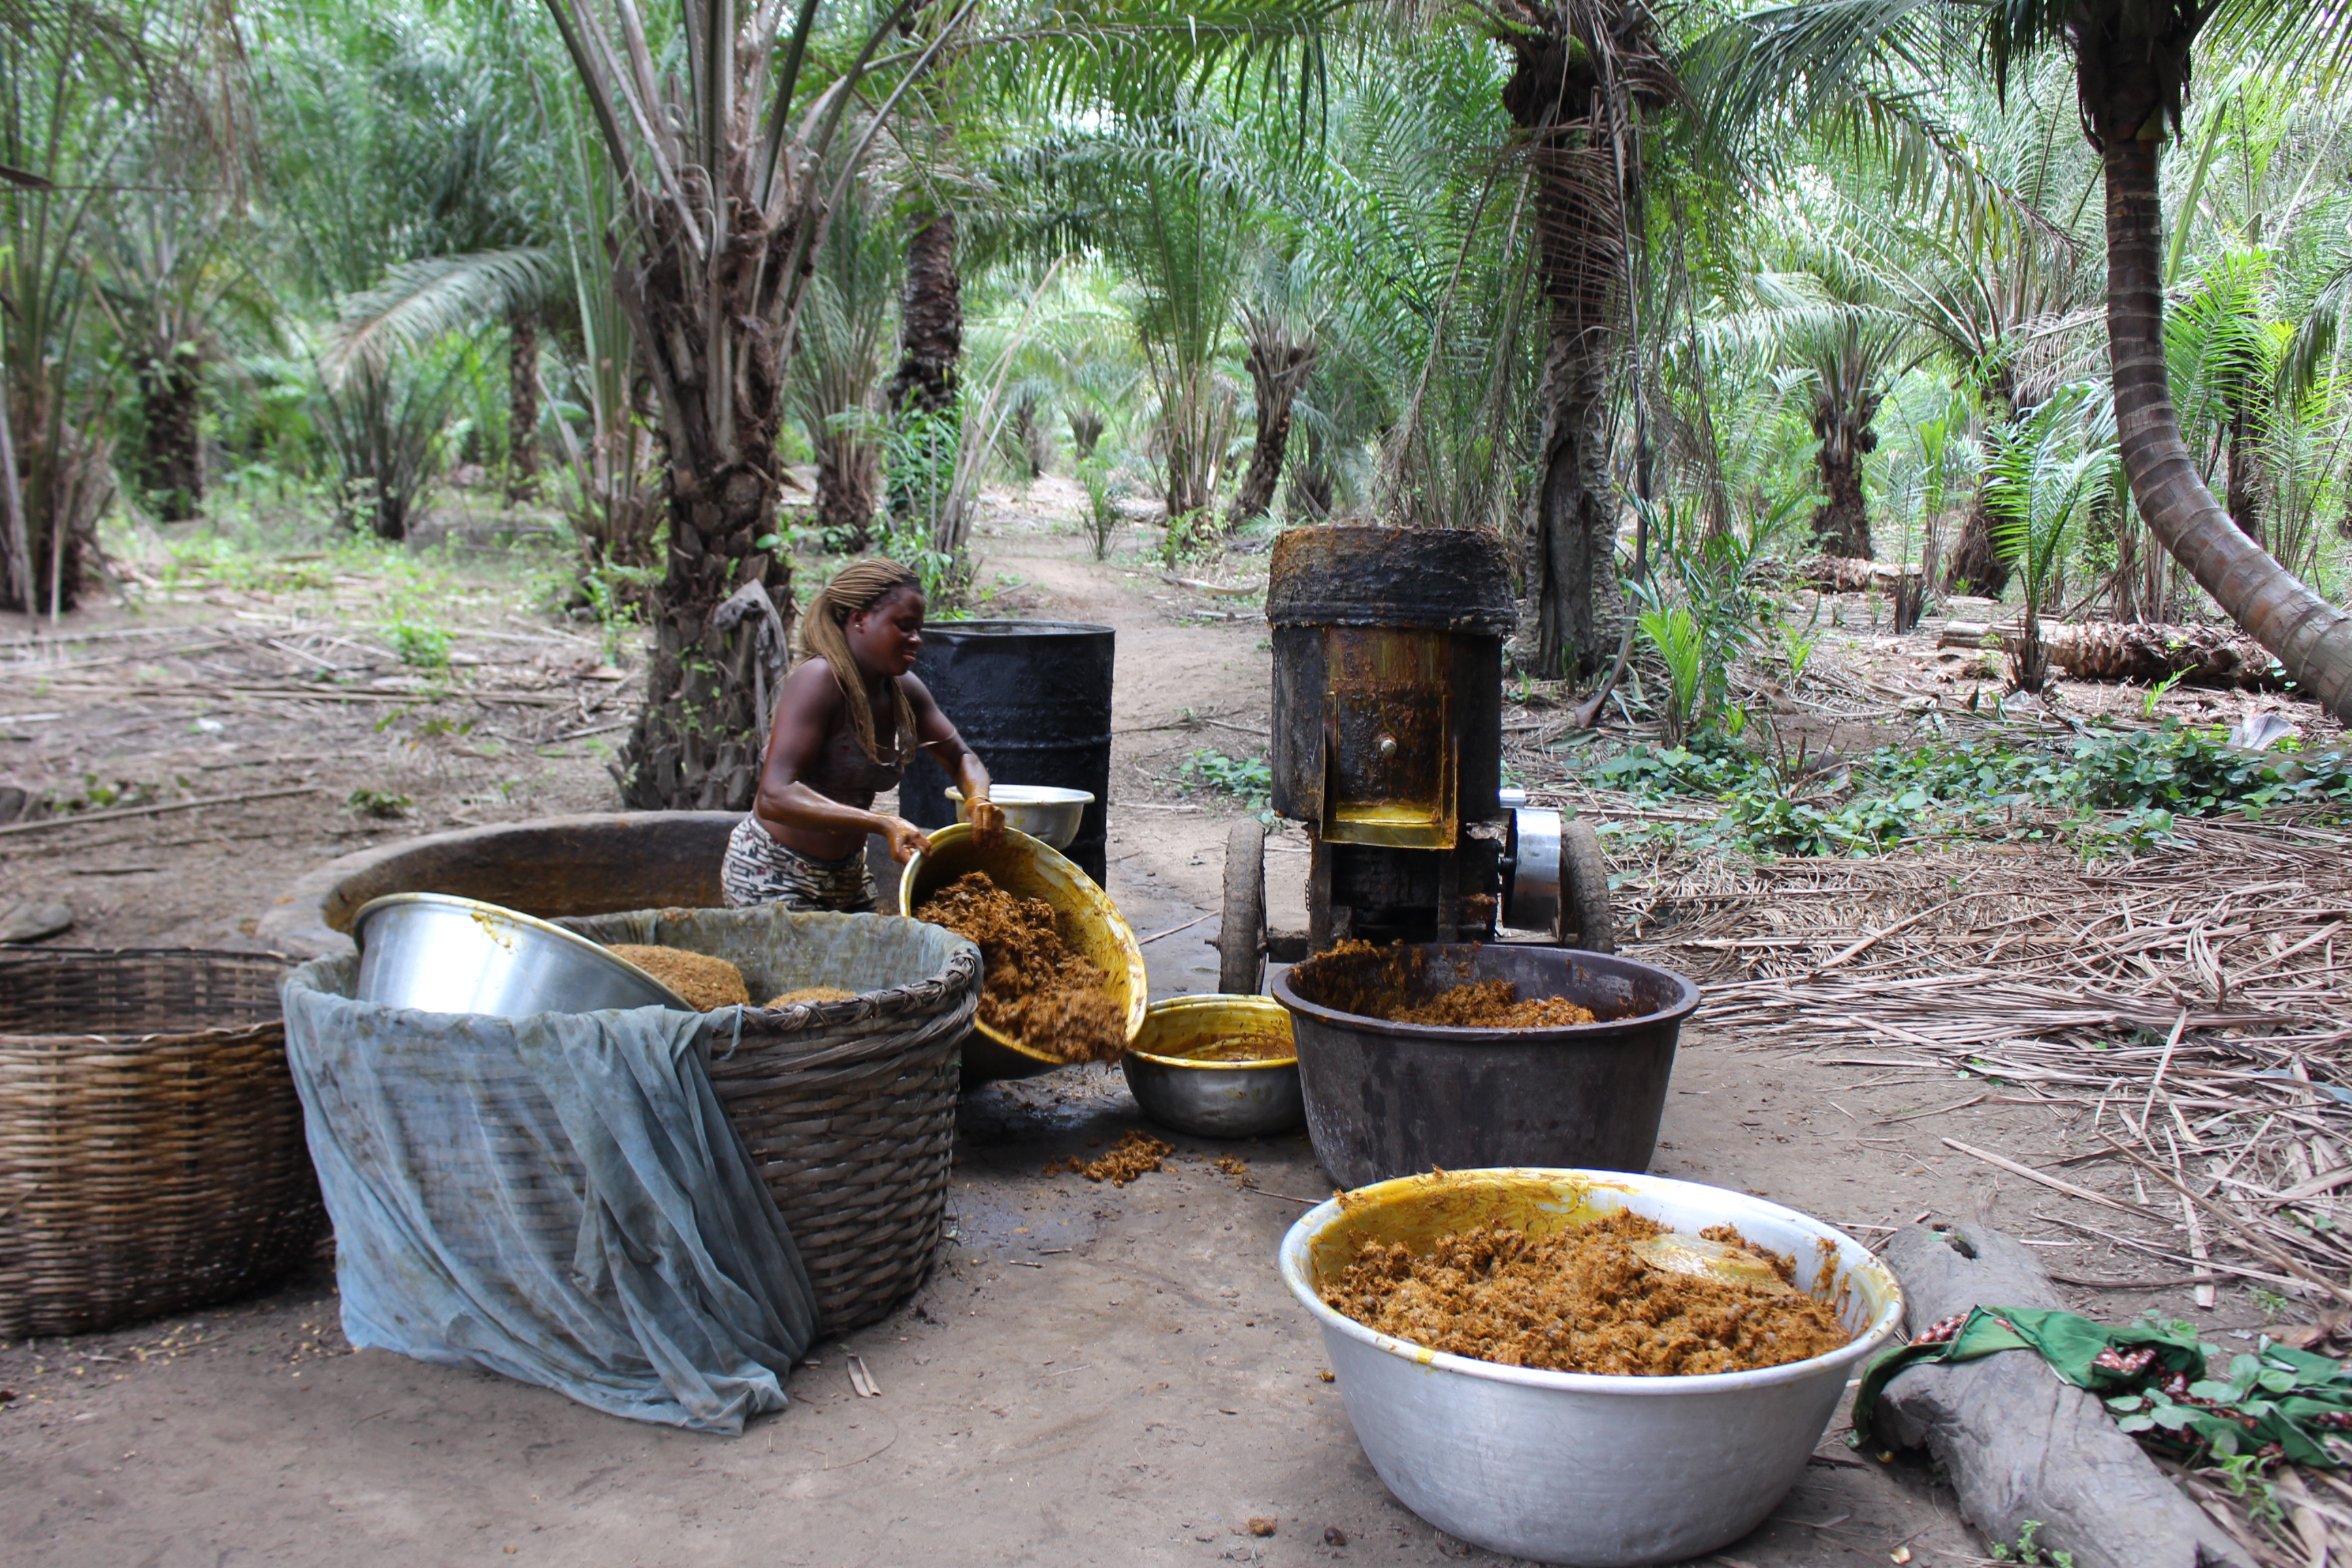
top-left (792, 165), bottom-right (899, 549)
top-left (1226, 301), bottom-right (1318, 527)
top-left (1, 1), bottom-right (135, 613)
top-left (1500, 0), bottom-right (1678, 679)
top-left (544, 0), bottom-right (1333, 806)
top-left (90, 151), bottom-right (261, 523)
top-left (1711, 0), bottom-right (2352, 721)
top-left (540, 0), bottom-right (970, 807)
top-left (889, 210), bottom-right (963, 417)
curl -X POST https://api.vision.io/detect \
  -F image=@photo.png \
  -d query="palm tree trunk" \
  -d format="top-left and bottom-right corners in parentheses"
top-left (131, 349), bottom-right (204, 520)
top-left (2223, 393), bottom-right (2260, 543)
top-left (614, 205), bottom-right (800, 811)
top-left (1809, 393), bottom-right (1878, 559)
top-left (1944, 487), bottom-right (2013, 598)
top-left (1507, 36), bottom-right (1624, 682)
top-left (506, 308), bottom-right (539, 504)
top-left (0, 391), bottom-right (29, 612)
top-left (1225, 320), bottom-right (1315, 530)
top-left (1529, 321), bottom-right (1619, 679)
top-left (889, 212), bottom-right (960, 416)
top-left (1946, 376), bottom-right (2017, 598)
top-left (2100, 135), bottom-right (2352, 721)
top-left (814, 434), bottom-right (878, 549)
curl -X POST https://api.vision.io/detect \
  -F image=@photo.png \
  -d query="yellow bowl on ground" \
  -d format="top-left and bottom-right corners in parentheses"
top-left (899, 821), bottom-right (1148, 1081)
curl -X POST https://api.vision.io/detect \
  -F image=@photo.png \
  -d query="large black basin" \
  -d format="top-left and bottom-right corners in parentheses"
top-left (1271, 943), bottom-right (1699, 1189)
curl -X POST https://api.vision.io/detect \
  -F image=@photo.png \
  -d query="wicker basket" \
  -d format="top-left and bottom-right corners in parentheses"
top-left (0, 949), bottom-right (327, 1339)
top-left (563, 908), bottom-right (980, 1335)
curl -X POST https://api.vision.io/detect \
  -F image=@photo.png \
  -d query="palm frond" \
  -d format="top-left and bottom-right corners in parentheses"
top-left (322, 246), bottom-right (563, 387)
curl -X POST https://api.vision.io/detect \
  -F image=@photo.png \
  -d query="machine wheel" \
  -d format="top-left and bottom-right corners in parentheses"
top-left (1219, 818), bottom-right (1269, 994)
top-left (1559, 817), bottom-right (1616, 954)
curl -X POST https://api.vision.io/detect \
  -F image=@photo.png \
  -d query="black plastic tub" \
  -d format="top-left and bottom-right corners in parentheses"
top-left (897, 619), bottom-right (1115, 883)
top-left (1271, 943), bottom-right (1700, 1189)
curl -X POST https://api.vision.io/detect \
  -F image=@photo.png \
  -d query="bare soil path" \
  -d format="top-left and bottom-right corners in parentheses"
top-left (1, 489), bottom-right (2274, 1566)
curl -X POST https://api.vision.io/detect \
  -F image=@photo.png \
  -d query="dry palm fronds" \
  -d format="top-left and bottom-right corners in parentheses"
top-left (1613, 824), bottom-right (2352, 1562)
top-left (1616, 827), bottom-right (2352, 1293)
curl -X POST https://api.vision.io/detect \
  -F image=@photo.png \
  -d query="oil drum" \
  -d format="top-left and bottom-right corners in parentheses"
top-left (897, 619), bottom-right (1115, 883)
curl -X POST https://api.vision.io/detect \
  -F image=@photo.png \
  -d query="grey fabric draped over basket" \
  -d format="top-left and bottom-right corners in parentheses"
top-left (282, 954), bottom-right (821, 1434)
top-left (559, 907), bottom-right (980, 1334)
top-left (0, 948), bottom-right (326, 1339)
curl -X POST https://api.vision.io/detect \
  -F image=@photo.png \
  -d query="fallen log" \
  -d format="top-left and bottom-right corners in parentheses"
top-left (1782, 554), bottom-right (1921, 593)
top-left (1937, 621), bottom-right (2286, 690)
top-left (1873, 1221), bottom-right (2254, 1568)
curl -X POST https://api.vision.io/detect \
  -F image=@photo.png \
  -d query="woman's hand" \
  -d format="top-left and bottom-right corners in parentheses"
top-left (879, 816), bottom-right (932, 865)
top-left (968, 796), bottom-right (1007, 847)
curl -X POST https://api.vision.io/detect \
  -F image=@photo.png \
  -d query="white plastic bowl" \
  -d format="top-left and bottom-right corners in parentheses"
top-left (1279, 1167), bottom-right (1904, 1567)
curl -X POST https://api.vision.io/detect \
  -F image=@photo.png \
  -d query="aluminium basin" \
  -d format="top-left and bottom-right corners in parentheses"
top-left (1280, 1167), bottom-right (1904, 1566)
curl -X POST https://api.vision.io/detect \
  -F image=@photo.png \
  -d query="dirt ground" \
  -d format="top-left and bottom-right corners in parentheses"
top-left (0, 486), bottom-right (2286, 1566)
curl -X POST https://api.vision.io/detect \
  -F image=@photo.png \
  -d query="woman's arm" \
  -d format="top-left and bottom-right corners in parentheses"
top-left (904, 674), bottom-right (1002, 841)
top-left (755, 662), bottom-right (930, 862)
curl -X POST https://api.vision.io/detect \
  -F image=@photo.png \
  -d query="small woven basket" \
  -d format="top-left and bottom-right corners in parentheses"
top-left (0, 949), bottom-right (327, 1339)
top-left (561, 907), bottom-right (978, 1334)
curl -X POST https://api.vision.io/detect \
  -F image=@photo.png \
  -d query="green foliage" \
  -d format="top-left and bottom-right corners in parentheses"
top-left (382, 618), bottom-right (451, 668)
top-left (345, 789), bottom-right (413, 819)
top-left (61, 775), bottom-right (154, 813)
top-left (2102, 1325), bottom-right (2352, 1474)
top-left (1987, 1520), bottom-right (2073, 1567)
top-left (1636, 604), bottom-right (1705, 742)
top-left (873, 517), bottom-right (966, 613)
top-left (158, 536), bottom-right (336, 595)
top-left (1984, 383), bottom-right (2118, 689)
top-left (1167, 747), bottom-right (1273, 814)
top-left (1077, 456), bottom-right (1128, 559)
top-left (885, 408), bottom-right (962, 551)
top-left (1622, 494), bottom-right (1785, 741)
top-left (576, 558), bottom-right (658, 664)
top-left (1155, 508), bottom-right (1215, 567)
top-left (1586, 721), bottom-right (2352, 858)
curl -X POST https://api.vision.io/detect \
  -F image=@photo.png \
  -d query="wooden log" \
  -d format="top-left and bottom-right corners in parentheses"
top-left (1935, 621), bottom-right (2285, 690)
top-left (1873, 1222), bottom-right (2253, 1568)
top-left (1788, 554), bottom-right (1920, 593)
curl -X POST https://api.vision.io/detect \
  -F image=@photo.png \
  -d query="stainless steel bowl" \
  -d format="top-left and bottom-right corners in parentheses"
top-left (1122, 994), bottom-right (1302, 1138)
top-left (1280, 1168), bottom-right (1904, 1567)
top-left (943, 784), bottom-right (1094, 850)
top-left (352, 892), bottom-right (691, 1017)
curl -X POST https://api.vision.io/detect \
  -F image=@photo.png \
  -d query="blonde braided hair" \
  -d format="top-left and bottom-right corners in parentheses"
top-left (798, 557), bottom-right (922, 765)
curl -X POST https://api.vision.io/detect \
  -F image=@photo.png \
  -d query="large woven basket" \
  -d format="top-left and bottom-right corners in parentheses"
top-left (560, 907), bottom-right (977, 1335)
top-left (0, 948), bottom-right (327, 1339)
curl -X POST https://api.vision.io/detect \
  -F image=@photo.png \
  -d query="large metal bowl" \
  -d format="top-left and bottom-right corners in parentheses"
top-left (1280, 1168), bottom-right (1904, 1567)
top-left (900, 821), bottom-right (1147, 1081)
top-left (1122, 994), bottom-right (1302, 1137)
top-left (352, 892), bottom-right (691, 1017)
top-left (944, 784), bottom-right (1094, 851)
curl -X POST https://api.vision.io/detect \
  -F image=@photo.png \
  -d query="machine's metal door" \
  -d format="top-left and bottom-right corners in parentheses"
top-left (1320, 625), bottom-right (1458, 849)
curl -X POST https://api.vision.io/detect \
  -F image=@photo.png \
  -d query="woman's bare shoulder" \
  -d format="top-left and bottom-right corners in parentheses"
top-left (779, 657), bottom-right (845, 709)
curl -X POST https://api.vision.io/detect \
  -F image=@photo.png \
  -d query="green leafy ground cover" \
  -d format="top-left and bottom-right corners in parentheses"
top-left (1580, 721), bottom-right (2352, 858)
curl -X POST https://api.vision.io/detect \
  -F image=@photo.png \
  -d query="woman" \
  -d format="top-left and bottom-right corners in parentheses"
top-left (721, 557), bottom-right (1002, 913)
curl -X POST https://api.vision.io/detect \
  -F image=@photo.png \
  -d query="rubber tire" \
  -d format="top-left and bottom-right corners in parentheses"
top-left (1220, 817), bottom-right (1268, 994)
top-left (1560, 817), bottom-right (1616, 954)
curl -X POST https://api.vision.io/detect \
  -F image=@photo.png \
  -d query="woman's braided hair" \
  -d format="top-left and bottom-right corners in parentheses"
top-left (797, 557), bottom-right (923, 765)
